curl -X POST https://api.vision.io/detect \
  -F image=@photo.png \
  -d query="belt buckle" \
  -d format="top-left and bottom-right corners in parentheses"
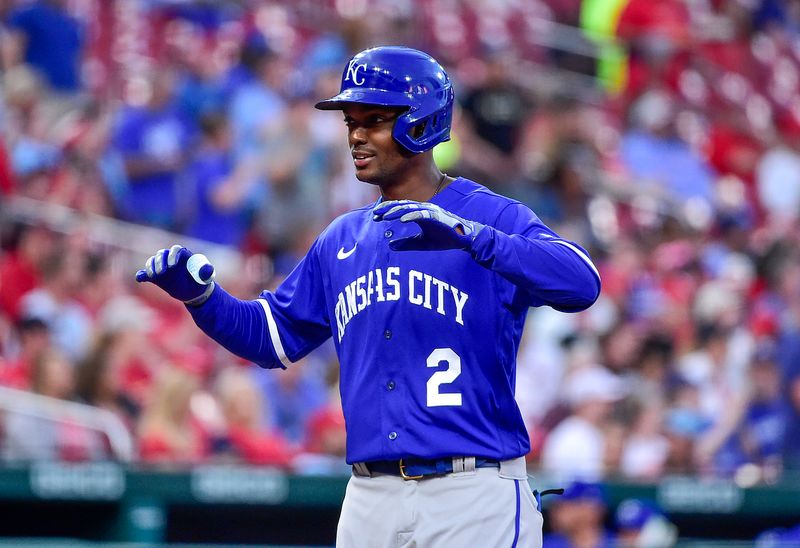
top-left (399, 458), bottom-right (424, 480)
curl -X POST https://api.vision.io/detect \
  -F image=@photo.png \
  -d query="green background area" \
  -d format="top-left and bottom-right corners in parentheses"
top-left (0, 464), bottom-right (798, 545)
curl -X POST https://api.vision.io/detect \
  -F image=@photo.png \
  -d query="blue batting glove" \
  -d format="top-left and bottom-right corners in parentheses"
top-left (373, 200), bottom-right (484, 251)
top-left (135, 244), bottom-right (216, 305)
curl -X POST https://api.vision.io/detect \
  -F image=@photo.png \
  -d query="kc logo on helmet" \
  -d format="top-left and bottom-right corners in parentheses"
top-left (345, 59), bottom-right (368, 85)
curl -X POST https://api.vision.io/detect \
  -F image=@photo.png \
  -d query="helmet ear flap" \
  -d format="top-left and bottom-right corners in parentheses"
top-left (393, 89), bottom-right (454, 154)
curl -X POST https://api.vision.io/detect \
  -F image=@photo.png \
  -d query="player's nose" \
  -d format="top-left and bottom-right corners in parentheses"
top-left (348, 125), bottom-right (368, 147)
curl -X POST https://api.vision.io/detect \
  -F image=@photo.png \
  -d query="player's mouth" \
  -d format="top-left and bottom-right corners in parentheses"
top-left (352, 150), bottom-right (375, 169)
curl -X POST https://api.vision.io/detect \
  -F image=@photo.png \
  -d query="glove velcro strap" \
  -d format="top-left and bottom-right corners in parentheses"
top-left (184, 282), bottom-right (216, 307)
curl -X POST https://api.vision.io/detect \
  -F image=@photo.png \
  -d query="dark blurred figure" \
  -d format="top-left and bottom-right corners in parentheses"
top-left (458, 50), bottom-right (532, 186)
top-left (3, 0), bottom-right (85, 94)
top-left (256, 90), bottom-right (327, 256)
top-left (543, 481), bottom-right (615, 548)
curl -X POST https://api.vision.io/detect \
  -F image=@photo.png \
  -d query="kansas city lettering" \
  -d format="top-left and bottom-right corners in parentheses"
top-left (334, 267), bottom-right (469, 342)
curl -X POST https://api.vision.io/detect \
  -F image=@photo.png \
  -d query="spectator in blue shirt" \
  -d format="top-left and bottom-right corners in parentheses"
top-left (185, 112), bottom-right (259, 247)
top-left (620, 89), bottom-right (716, 207)
top-left (111, 69), bottom-right (194, 230)
top-left (250, 356), bottom-right (328, 445)
top-left (736, 343), bottom-right (786, 472)
top-left (5, 0), bottom-right (84, 93)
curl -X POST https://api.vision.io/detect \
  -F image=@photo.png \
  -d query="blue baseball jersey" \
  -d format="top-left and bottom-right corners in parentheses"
top-left (190, 177), bottom-right (600, 464)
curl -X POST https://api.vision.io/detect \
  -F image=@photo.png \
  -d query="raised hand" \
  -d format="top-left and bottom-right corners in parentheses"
top-left (135, 244), bottom-right (216, 305)
top-left (373, 200), bottom-right (484, 251)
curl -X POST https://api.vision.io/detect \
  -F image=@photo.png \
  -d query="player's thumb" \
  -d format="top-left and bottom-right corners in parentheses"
top-left (186, 254), bottom-right (216, 285)
top-left (135, 269), bottom-right (149, 283)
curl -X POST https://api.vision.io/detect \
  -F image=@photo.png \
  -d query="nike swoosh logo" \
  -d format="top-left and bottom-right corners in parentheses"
top-left (337, 243), bottom-right (357, 260)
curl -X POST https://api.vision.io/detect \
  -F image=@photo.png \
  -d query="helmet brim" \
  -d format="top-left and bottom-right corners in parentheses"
top-left (314, 88), bottom-right (413, 110)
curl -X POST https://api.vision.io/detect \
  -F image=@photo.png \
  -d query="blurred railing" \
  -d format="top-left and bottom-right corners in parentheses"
top-left (0, 385), bottom-right (133, 462)
top-left (1, 196), bottom-right (244, 279)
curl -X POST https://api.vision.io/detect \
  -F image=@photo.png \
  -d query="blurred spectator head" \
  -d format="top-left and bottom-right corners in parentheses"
top-left (198, 110), bottom-right (230, 148)
top-left (75, 331), bottom-right (124, 407)
top-left (3, 222), bottom-right (53, 265)
top-left (615, 498), bottom-right (677, 547)
top-left (239, 30), bottom-right (273, 74)
top-left (636, 334), bottom-right (674, 381)
top-left (144, 367), bottom-right (198, 427)
top-left (2, 65), bottom-right (44, 113)
top-left (15, 315), bottom-right (49, 354)
top-left (629, 89), bottom-right (675, 135)
top-left (37, 248), bottom-right (83, 299)
top-left (750, 341), bottom-right (781, 402)
top-left (30, 348), bottom-right (73, 399)
top-left (549, 481), bottom-right (607, 538)
top-left (601, 321), bottom-right (643, 373)
top-left (138, 365), bottom-right (205, 464)
top-left (98, 295), bottom-right (154, 335)
top-left (214, 366), bottom-right (264, 430)
top-left (124, 67), bottom-right (177, 109)
top-left (564, 365), bottom-right (627, 420)
top-left (693, 282), bottom-right (743, 332)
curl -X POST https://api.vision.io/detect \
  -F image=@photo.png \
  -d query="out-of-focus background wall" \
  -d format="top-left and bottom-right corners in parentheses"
top-left (1, 0), bottom-right (800, 545)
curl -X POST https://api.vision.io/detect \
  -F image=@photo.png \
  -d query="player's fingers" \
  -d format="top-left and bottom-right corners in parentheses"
top-left (388, 234), bottom-right (429, 251)
top-left (135, 269), bottom-right (149, 283)
top-left (373, 199), bottom-right (417, 218)
top-left (154, 248), bottom-right (169, 275)
top-left (399, 210), bottom-right (431, 223)
top-left (167, 244), bottom-right (185, 267)
top-left (145, 256), bottom-right (156, 278)
top-left (379, 203), bottom-right (428, 222)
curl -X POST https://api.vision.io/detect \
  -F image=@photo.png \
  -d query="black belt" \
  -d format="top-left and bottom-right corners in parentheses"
top-left (358, 457), bottom-right (500, 480)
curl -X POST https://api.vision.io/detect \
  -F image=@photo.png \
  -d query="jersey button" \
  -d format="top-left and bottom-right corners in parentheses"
top-left (384, 229), bottom-right (393, 239)
top-left (387, 381), bottom-right (395, 390)
top-left (388, 431), bottom-right (397, 440)
top-left (384, 329), bottom-right (392, 340)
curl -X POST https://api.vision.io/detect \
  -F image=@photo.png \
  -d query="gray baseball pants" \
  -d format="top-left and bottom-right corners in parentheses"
top-left (336, 456), bottom-right (543, 547)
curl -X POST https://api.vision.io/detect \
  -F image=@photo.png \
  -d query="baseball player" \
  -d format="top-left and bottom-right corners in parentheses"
top-left (136, 46), bottom-right (601, 547)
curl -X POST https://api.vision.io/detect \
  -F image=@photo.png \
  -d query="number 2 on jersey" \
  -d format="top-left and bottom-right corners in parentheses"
top-left (426, 348), bottom-right (462, 407)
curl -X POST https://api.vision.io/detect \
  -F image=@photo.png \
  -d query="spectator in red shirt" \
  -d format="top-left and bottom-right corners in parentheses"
top-left (0, 223), bottom-right (53, 321)
top-left (138, 366), bottom-right (208, 465)
top-left (0, 316), bottom-right (49, 389)
top-left (212, 366), bottom-right (293, 467)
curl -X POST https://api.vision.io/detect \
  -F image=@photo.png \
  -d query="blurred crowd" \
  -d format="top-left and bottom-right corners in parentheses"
top-left (0, 0), bottom-right (800, 493)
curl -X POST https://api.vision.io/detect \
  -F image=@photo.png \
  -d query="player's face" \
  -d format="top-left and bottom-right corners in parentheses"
top-left (343, 105), bottom-right (410, 184)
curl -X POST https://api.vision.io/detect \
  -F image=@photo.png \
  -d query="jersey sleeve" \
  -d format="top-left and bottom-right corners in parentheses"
top-left (471, 202), bottom-right (601, 312)
top-left (257, 241), bottom-right (332, 365)
top-left (187, 240), bottom-right (331, 369)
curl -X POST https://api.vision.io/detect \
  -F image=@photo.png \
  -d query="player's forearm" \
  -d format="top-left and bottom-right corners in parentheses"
top-left (470, 226), bottom-right (601, 311)
top-left (186, 285), bottom-right (284, 369)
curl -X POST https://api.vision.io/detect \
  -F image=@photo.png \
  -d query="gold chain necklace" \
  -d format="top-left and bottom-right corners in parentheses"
top-left (431, 173), bottom-right (447, 200)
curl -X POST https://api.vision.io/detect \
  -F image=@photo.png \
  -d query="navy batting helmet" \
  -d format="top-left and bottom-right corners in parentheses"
top-left (314, 46), bottom-right (454, 154)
